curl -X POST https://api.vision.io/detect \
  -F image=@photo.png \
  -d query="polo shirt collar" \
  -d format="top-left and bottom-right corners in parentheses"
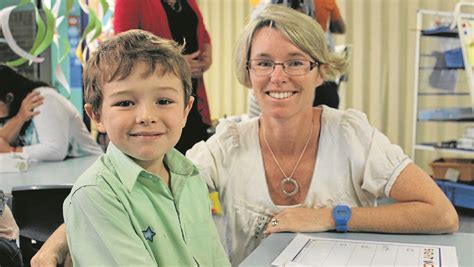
top-left (106, 143), bottom-right (196, 192)
top-left (106, 143), bottom-right (143, 191)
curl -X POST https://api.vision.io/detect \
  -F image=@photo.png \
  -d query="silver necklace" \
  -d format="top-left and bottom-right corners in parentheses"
top-left (263, 120), bottom-right (313, 197)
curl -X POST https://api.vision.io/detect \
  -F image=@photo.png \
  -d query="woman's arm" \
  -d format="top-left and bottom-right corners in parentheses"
top-left (21, 89), bottom-right (72, 160)
top-left (0, 91), bottom-right (43, 143)
top-left (265, 163), bottom-right (459, 234)
top-left (30, 224), bottom-right (72, 267)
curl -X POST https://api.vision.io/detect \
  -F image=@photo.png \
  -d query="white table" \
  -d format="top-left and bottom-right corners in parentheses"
top-left (239, 232), bottom-right (474, 267)
top-left (1, 156), bottom-right (98, 193)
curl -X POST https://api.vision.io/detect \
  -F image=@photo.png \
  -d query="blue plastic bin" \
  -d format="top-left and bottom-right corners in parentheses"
top-left (444, 47), bottom-right (464, 69)
top-left (436, 180), bottom-right (474, 209)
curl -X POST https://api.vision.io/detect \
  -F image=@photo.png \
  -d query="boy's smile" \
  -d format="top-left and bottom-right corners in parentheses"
top-left (87, 62), bottom-right (193, 175)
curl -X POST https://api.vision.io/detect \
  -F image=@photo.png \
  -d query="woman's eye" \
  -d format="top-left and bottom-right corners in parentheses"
top-left (256, 60), bottom-right (273, 67)
top-left (114, 101), bottom-right (134, 107)
top-left (157, 99), bottom-right (173, 105)
top-left (287, 60), bottom-right (304, 67)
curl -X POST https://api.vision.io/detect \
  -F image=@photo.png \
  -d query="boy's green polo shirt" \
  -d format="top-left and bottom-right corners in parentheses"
top-left (64, 143), bottom-right (229, 266)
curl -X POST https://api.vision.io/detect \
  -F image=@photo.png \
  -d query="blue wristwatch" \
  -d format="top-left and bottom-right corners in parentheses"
top-left (333, 205), bottom-right (351, 232)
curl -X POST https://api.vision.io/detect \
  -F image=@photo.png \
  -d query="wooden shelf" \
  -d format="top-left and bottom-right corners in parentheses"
top-left (415, 144), bottom-right (474, 156)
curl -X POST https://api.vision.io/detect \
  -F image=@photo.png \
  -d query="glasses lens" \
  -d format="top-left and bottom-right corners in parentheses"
top-left (283, 60), bottom-right (310, 76)
top-left (248, 59), bottom-right (315, 76)
top-left (249, 60), bottom-right (274, 76)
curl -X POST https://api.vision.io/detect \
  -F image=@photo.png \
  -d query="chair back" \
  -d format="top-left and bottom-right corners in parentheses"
top-left (11, 185), bottom-right (72, 267)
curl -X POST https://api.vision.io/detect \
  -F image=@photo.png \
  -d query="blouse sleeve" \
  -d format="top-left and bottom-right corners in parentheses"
top-left (186, 120), bottom-right (240, 191)
top-left (22, 89), bottom-right (70, 161)
top-left (328, 0), bottom-right (343, 22)
top-left (341, 109), bottom-right (412, 198)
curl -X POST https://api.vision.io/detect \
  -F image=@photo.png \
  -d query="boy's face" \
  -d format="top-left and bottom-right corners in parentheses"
top-left (86, 62), bottom-right (193, 172)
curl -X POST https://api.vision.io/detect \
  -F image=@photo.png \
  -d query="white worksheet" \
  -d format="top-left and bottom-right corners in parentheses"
top-left (272, 234), bottom-right (458, 267)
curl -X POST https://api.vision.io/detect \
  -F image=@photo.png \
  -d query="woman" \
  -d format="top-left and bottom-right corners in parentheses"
top-left (31, 5), bottom-right (458, 267)
top-left (187, 5), bottom-right (458, 264)
top-left (0, 64), bottom-right (103, 161)
top-left (113, 0), bottom-right (212, 153)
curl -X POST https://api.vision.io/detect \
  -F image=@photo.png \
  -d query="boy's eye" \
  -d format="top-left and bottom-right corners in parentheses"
top-left (113, 101), bottom-right (134, 107)
top-left (157, 99), bottom-right (174, 105)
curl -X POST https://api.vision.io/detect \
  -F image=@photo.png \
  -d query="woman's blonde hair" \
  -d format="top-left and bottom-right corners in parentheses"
top-left (235, 5), bottom-right (347, 88)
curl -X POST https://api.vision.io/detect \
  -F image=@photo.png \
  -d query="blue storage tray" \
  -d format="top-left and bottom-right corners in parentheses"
top-left (436, 180), bottom-right (474, 209)
top-left (444, 47), bottom-right (464, 69)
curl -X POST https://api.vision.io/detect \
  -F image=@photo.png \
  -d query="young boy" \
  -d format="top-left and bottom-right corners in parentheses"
top-left (63, 30), bottom-right (230, 266)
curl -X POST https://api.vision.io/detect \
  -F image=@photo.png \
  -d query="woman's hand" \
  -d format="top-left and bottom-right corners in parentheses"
top-left (264, 207), bottom-right (334, 235)
top-left (18, 91), bottom-right (43, 122)
top-left (183, 51), bottom-right (204, 78)
top-left (200, 43), bottom-right (212, 72)
top-left (0, 137), bottom-right (13, 153)
top-left (183, 45), bottom-right (212, 78)
top-left (0, 91), bottom-right (42, 143)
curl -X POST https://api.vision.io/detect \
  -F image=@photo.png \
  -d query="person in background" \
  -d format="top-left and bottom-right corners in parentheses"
top-left (0, 90), bottom-right (43, 143)
top-left (0, 190), bottom-right (22, 267)
top-left (312, 0), bottom-right (345, 108)
top-left (113, 0), bottom-right (212, 153)
top-left (30, 5), bottom-right (459, 267)
top-left (0, 64), bottom-right (103, 161)
top-left (248, 0), bottom-right (345, 117)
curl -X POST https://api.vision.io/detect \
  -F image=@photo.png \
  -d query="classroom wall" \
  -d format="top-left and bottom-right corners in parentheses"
top-left (197, 0), bottom-right (463, 159)
top-left (197, 0), bottom-right (253, 120)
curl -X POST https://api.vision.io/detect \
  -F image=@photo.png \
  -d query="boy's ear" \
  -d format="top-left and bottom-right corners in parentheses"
top-left (181, 96), bottom-right (194, 128)
top-left (84, 103), bottom-right (106, 133)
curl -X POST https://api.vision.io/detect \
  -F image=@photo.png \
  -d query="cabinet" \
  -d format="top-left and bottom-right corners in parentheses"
top-left (412, 4), bottom-right (474, 209)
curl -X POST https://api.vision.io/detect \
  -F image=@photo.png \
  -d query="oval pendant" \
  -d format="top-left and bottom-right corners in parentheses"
top-left (280, 177), bottom-right (299, 197)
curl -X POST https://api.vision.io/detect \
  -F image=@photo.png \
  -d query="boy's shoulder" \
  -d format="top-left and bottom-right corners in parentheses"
top-left (70, 155), bottom-right (121, 195)
top-left (166, 148), bottom-right (200, 176)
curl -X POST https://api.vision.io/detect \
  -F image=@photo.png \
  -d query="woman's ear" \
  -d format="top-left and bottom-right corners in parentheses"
top-left (84, 103), bottom-right (106, 133)
top-left (318, 64), bottom-right (327, 79)
top-left (5, 93), bottom-right (14, 104)
top-left (316, 64), bottom-right (327, 87)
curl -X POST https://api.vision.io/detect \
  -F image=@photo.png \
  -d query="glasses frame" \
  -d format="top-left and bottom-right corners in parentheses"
top-left (246, 59), bottom-right (320, 77)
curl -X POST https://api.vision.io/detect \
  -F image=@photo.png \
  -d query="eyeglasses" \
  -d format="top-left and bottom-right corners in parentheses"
top-left (247, 59), bottom-right (319, 77)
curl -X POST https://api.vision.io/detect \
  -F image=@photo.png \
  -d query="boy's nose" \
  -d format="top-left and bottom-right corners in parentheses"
top-left (138, 116), bottom-right (156, 125)
top-left (136, 106), bottom-right (157, 125)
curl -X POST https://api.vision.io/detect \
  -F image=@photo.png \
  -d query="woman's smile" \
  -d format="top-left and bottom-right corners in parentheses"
top-left (266, 91), bottom-right (297, 100)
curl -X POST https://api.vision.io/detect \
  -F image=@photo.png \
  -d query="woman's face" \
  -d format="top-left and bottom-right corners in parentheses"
top-left (249, 27), bottom-right (323, 119)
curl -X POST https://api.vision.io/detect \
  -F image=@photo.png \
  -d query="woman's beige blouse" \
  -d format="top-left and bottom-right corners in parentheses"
top-left (186, 106), bottom-right (412, 265)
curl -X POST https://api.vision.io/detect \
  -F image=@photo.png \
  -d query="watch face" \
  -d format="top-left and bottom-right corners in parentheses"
top-left (334, 205), bottom-right (350, 219)
top-left (333, 205), bottom-right (351, 232)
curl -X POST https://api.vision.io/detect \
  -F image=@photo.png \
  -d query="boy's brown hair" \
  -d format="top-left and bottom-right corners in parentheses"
top-left (83, 29), bottom-right (192, 115)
